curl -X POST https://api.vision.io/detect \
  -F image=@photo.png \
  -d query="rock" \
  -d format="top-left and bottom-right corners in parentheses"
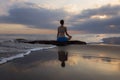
top-left (23, 40), bottom-right (87, 46)
top-left (14, 39), bottom-right (29, 43)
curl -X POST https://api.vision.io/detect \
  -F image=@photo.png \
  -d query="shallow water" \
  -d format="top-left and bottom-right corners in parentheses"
top-left (0, 40), bottom-right (55, 64)
top-left (0, 45), bottom-right (120, 80)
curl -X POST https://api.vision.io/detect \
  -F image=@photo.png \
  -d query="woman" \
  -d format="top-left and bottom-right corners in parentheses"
top-left (57, 20), bottom-right (72, 42)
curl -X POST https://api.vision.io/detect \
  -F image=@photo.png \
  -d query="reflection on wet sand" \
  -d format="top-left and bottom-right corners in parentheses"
top-left (57, 47), bottom-right (120, 72)
top-left (0, 45), bottom-right (120, 80)
top-left (82, 56), bottom-right (120, 64)
top-left (83, 56), bottom-right (119, 71)
top-left (58, 50), bottom-right (68, 68)
top-left (57, 46), bottom-right (120, 71)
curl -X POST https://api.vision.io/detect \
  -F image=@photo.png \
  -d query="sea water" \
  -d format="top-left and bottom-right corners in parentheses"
top-left (0, 34), bottom-right (120, 65)
top-left (0, 38), bottom-right (56, 65)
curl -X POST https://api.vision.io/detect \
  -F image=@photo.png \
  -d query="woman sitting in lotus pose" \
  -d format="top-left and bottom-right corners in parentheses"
top-left (57, 20), bottom-right (72, 42)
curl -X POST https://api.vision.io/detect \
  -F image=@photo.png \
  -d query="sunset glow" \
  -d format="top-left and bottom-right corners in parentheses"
top-left (0, 24), bottom-right (57, 34)
top-left (91, 15), bottom-right (109, 19)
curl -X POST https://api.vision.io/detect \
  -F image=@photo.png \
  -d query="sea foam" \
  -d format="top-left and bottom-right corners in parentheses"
top-left (0, 40), bottom-right (56, 65)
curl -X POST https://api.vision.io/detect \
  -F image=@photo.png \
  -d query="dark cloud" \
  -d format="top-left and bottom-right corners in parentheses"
top-left (0, 3), bottom-right (68, 29)
top-left (71, 16), bottom-right (120, 33)
top-left (70, 5), bottom-right (120, 33)
top-left (72, 5), bottom-right (120, 20)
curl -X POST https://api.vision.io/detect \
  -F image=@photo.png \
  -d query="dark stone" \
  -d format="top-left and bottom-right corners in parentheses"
top-left (22, 40), bottom-right (87, 46)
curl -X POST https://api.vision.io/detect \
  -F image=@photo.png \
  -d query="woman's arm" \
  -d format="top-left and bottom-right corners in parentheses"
top-left (57, 27), bottom-right (59, 38)
top-left (65, 27), bottom-right (72, 40)
top-left (65, 27), bottom-right (70, 37)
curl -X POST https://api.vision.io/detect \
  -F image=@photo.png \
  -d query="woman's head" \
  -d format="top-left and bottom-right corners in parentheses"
top-left (60, 20), bottom-right (64, 25)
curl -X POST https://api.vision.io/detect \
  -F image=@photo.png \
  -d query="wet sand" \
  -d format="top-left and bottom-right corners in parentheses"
top-left (0, 45), bottom-right (120, 80)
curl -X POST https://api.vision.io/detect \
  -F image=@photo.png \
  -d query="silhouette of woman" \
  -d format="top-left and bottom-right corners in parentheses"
top-left (57, 20), bottom-right (72, 42)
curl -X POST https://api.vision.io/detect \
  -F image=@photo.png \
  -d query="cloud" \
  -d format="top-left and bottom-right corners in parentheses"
top-left (0, 0), bottom-right (11, 15)
top-left (0, 2), bottom-right (69, 29)
top-left (70, 5), bottom-right (120, 33)
top-left (0, 0), bottom-right (28, 15)
top-left (0, 2), bottom-right (120, 34)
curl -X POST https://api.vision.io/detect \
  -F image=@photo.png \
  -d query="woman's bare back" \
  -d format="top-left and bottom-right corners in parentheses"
top-left (58, 26), bottom-right (66, 37)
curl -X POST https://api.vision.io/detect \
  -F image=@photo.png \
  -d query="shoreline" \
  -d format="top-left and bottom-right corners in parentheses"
top-left (0, 45), bottom-right (56, 65)
top-left (0, 44), bottom-right (120, 80)
top-left (0, 44), bottom-right (120, 65)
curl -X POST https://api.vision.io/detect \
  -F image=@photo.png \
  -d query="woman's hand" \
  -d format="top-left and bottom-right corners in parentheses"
top-left (68, 36), bottom-right (72, 40)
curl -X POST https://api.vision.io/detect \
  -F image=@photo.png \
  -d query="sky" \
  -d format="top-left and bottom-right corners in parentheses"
top-left (0, 0), bottom-right (120, 34)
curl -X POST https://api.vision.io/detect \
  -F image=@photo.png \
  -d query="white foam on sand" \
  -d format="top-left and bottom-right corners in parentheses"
top-left (0, 40), bottom-right (56, 64)
top-left (0, 46), bottom-right (56, 64)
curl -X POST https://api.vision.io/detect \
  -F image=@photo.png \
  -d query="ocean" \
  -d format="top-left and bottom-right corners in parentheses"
top-left (0, 34), bottom-right (57, 64)
top-left (0, 34), bottom-right (120, 65)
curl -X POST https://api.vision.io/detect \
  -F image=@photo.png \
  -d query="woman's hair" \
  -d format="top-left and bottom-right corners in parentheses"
top-left (60, 20), bottom-right (64, 25)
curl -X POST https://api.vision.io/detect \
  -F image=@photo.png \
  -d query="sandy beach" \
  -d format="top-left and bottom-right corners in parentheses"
top-left (0, 44), bottom-right (120, 80)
